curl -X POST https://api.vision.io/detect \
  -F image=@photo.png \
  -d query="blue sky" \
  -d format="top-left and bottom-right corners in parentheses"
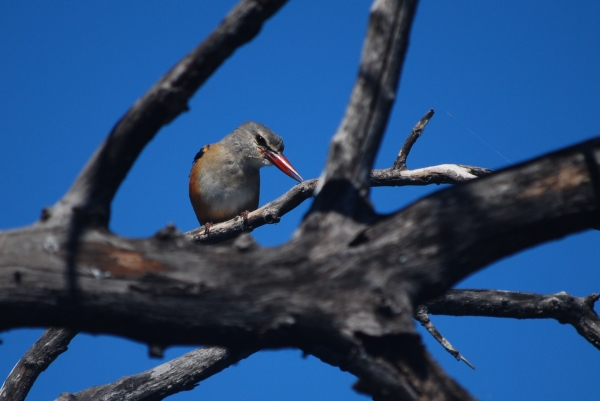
top-left (1, 1), bottom-right (599, 400)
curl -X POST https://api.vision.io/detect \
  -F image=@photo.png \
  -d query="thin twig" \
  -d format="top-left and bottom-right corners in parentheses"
top-left (0, 328), bottom-right (77, 401)
top-left (394, 109), bottom-right (435, 170)
top-left (415, 306), bottom-right (476, 370)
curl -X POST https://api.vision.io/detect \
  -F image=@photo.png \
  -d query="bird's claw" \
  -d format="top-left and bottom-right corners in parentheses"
top-left (203, 222), bottom-right (213, 235)
top-left (240, 211), bottom-right (250, 228)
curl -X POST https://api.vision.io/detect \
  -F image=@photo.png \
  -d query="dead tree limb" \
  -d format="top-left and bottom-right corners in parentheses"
top-left (0, 328), bottom-right (77, 401)
top-left (316, 0), bottom-right (418, 200)
top-left (415, 306), bottom-right (475, 370)
top-left (1, 137), bottom-right (599, 400)
top-left (2, 0), bottom-right (599, 399)
top-left (394, 109), bottom-right (435, 170)
top-left (42, 288), bottom-right (600, 401)
top-left (54, 346), bottom-right (257, 401)
top-left (425, 289), bottom-right (600, 351)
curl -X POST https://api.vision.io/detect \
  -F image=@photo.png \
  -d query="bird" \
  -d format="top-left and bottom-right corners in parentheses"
top-left (189, 121), bottom-right (303, 228)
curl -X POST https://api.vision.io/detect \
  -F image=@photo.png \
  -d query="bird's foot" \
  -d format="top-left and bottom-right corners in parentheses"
top-left (240, 211), bottom-right (250, 228)
top-left (203, 222), bottom-right (213, 235)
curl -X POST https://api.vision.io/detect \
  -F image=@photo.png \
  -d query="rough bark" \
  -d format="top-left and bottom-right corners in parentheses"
top-left (316, 0), bottom-right (418, 198)
top-left (55, 346), bottom-right (257, 401)
top-left (2, 138), bottom-right (600, 400)
top-left (425, 289), bottom-right (600, 350)
top-left (29, 288), bottom-right (596, 401)
top-left (0, 328), bottom-right (77, 401)
top-left (2, 0), bottom-right (599, 399)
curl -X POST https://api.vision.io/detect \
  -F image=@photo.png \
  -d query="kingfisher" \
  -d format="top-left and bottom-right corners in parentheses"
top-left (189, 121), bottom-right (303, 226)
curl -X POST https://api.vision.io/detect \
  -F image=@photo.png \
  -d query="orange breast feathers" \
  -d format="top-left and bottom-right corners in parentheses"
top-left (189, 144), bottom-right (260, 225)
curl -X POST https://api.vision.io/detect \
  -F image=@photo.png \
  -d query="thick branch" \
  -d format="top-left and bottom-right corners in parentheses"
top-left (1, 138), bottom-right (599, 401)
top-left (363, 138), bottom-right (600, 303)
top-left (426, 289), bottom-right (600, 351)
top-left (317, 0), bottom-right (418, 199)
top-left (46, 0), bottom-right (288, 227)
top-left (0, 328), bottom-right (77, 401)
top-left (55, 346), bottom-right (256, 401)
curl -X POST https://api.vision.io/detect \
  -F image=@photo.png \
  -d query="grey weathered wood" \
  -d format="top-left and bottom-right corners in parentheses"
top-left (0, 328), bottom-right (77, 401)
top-left (2, 138), bottom-right (600, 401)
top-left (426, 289), bottom-right (600, 351)
top-left (316, 0), bottom-right (418, 199)
top-left (55, 346), bottom-right (256, 401)
top-left (393, 109), bottom-right (435, 170)
top-left (3, 0), bottom-right (599, 398)
top-left (415, 306), bottom-right (476, 370)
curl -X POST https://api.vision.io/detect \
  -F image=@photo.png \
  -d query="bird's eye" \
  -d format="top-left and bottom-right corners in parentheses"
top-left (255, 135), bottom-right (267, 147)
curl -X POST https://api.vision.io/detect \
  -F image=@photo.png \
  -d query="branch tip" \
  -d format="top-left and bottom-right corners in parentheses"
top-left (415, 305), bottom-right (475, 370)
top-left (393, 108), bottom-right (435, 170)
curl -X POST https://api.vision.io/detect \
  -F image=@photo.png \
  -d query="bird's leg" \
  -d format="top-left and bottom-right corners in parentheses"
top-left (203, 222), bottom-right (213, 236)
top-left (240, 211), bottom-right (250, 229)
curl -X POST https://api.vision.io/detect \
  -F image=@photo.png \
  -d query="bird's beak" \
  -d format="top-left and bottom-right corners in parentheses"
top-left (262, 149), bottom-right (304, 182)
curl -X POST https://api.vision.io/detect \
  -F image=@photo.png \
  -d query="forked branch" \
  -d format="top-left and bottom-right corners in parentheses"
top-left (426, 289), bottom-right (600, 350)
top-left (187, 109), bottom-right (493, 244)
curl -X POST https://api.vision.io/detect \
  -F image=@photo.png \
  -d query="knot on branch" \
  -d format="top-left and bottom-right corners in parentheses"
top-left (263, 209), bottom-right (280, 224)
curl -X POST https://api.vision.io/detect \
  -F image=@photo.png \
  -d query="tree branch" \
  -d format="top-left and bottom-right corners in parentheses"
top-left (55, 346), bottom-right (257, 401)
top-left (1, 137), bottom-right (599, 400)
top-left (363, 138), bottom-right (600, 304)
top-left (186, 110), bottom-right (493, 244)
top-left (316, 0), bottom-right (418, 201)
top-left (414, 306), bottom-right (475, 370)
top-left (45, 0), bottom-right (288, 228)
top-left (393, 109), bottom-right (435, 170)
top-left (0, 328), bottom-right (77, 401)
top-left (425, 289), bottom-right (600, 351)
top-left (186, 159), bottom-right (494, 244)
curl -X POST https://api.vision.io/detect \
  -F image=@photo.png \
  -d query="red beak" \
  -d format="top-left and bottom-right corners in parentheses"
top-left (262, 149), bottom-right (304, 182)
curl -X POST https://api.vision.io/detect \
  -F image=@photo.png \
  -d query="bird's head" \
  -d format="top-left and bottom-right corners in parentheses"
top-left (225, 121), bottom-right (304, 182)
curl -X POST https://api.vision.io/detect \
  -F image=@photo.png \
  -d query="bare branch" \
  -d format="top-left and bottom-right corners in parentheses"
top-left (55, 346), bottom-right (257, 401)
top-left (364, 138), bottom-right (600, 304)
top-left (0, 328), bottom-right (77, 401)
top-left (186, 159), bottom-right (493, 244)
top-left (187, 179), bottom-right (318, 243)
top-left (46, 0), bottom-right (288, 227)
top-left (2, 139), bottom-right (598, 341)
top-left (185, 168), bottom-right (494, 244)
top-left (415, 306), bottom-right (475, 370)
top-left (0, 138), bottom-right (599, 400)
top-left (370, 164), bottom-right (492, 187)
top-left (316, 0), bottom-right (418, 200)
top-left (425, 289), bottom-right (600, 351)
top-left (393, 109), bottom-right (435, 170)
